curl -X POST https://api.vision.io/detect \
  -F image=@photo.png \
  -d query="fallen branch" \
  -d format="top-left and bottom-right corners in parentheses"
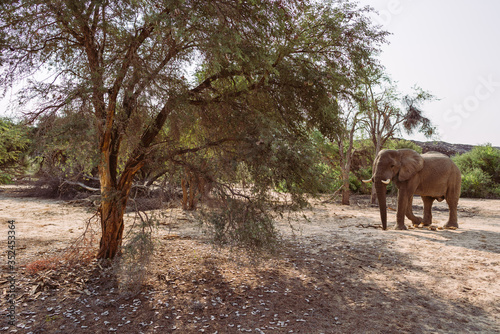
top-left (321, 185), bottom-right (343, 203)
top-left (61, 180), bottom-right (157, 194)
top-left (356, 223), bottom-right (382, 229)
top-left (60, 180), bottom-right (100, 192)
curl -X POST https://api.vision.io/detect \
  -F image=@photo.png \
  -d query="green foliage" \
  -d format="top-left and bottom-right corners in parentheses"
top-left (312, 161), bottom-right (343, 194)
top-left (460, 168), bottom-right (498, 198)
top-left (348, 172), bottom-right (363, 193)
top-left (453, 144), bottom-right (500, 198)
top-left (0, 118), bottom-right (31, 183)
top-left (312, 135), bottom-right (374, 195)
top-left (0, 0), bottom-right (388, 252)
top-left (384, 138), bottom-right (422, 153)
top-left (310, 131), bottom-right (347, 193)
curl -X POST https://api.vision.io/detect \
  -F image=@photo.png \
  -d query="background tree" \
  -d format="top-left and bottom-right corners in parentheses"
top-left (0, 117), bottom-right (31, 183)
top-left (316, 96), bottom-right (364, 205)
top-left (336, 100), bottom-right (363, 205)
top-left (358, 70), bottom-right (436, 203)
top-left (29, 110), bottom-right (100, 197)
top-left (360, 73), bottom-right (436, 155)
top-left (1, 0), bottom-right (386, 258)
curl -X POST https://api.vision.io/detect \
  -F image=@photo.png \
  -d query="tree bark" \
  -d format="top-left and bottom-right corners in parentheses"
top-left (341, 172), bottom-right (350, 205)
top-left (336, 108), bottom-right (359, 206)
top-left (96, 151), bottom-right (145, 259)
top-left (96, 191), bottom-right (128, 259)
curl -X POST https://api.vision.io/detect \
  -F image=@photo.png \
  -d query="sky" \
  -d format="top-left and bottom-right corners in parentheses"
top-left (1, 1), bottom-right (499, 146)
top-left (356, 0), bottom-right (500, 146)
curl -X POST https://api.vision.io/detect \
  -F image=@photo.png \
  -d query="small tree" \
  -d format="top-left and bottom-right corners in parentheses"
top-left (360, 74), bottom-right (436, 155)
top-left (326, 98), bottom-right (364, 205)
top-left (359, 71), bottom-right (436, 203)
top-left (0, 118), bottom-right (31, 183)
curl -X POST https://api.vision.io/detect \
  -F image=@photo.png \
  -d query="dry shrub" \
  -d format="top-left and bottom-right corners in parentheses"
top-left (25, 257), bottom-right (61, 275)
top-left (114, 211), bottom-right (156, 293)
top-left (62, 214), bottom-right (100, 265)
top-left (201, 197), bottom-right (281, 253)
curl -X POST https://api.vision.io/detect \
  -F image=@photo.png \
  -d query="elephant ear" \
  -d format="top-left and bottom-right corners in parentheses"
top-left (398, 149), bottom-right (424, 181)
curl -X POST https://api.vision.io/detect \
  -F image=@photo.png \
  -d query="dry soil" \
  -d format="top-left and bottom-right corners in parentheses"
top-left (0, 186), bottom-right (499, 333)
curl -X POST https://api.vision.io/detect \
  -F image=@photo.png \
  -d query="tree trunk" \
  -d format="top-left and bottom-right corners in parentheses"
top-left (341, 170), bottom-right (350, 205)
top-left (96, 157), bottom-right (144, 259)
top-left (341, 186), bottom-right (350, 205)
top-left (96, 192), bottom-right (128, 259)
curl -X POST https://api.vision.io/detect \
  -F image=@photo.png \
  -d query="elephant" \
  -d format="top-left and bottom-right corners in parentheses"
top-left (363, 149), bottom-right (461, 230)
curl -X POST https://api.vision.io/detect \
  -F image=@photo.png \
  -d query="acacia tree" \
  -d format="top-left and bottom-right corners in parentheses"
top-left (335, 99), bottom-right (363, 205)
top-left (318, 49), bottom-right (385, 205)
top-left (359, 70), bottom-right (436, 203)
top-left (360, 72), bottom-right (436, 154)
top-left (315, 92), bottom-right (365, 206)
top-left (1, 0), bottom-right (386, 259)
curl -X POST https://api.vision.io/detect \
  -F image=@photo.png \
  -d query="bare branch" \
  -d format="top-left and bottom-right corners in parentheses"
top-left (60, 180), bottom-right (100, 192)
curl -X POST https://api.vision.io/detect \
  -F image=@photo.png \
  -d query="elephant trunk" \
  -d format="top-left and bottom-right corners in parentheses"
top-left (375, 181), bottom-right (388, 230)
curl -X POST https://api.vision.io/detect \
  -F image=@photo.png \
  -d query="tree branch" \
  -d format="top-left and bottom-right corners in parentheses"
top-left (170, 138), bottom-right (243, 157)
top-left (60, 180), bottom-right (100, 192)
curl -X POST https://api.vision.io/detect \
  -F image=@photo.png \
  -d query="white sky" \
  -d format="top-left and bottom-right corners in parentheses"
top-left (356, 0), bottom-right (500, 146)
top-left (2, 1), bottom-right (499, 146)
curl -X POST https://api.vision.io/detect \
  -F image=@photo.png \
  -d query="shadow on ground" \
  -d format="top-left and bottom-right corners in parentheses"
top-left (4, 233), bottom-right (497, 334)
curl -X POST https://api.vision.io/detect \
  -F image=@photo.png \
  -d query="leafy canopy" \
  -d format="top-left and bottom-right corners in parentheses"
top-left (0, 0), bottom-right (386, 198)
top-left (0, 117), bottom-right (31, 183)
top-left (1, 0), bottom-right (389, 255)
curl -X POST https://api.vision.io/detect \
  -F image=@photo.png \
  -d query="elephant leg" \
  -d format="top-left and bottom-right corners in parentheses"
top-left (395, 189), bottom-right (408, 230)
top-left (405, 195), bottom-right (422, 226)
top-left (421, 196), bottom-right (435, 226)
top-left (444, 194), bottom-right (459, 229)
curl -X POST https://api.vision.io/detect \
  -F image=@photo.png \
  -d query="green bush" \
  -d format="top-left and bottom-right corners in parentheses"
top-left (460, 168), bottom-right (496, 198)
top-left (0, 118), bottom-right (31, 183)
top-left (385, 138), bottom-right (423, 153)
top-left (453, 144), bottom-right (500, 198)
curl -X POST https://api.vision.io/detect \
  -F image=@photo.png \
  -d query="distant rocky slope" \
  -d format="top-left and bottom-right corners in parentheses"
top-left (410, 140), bottom-right (500, 156)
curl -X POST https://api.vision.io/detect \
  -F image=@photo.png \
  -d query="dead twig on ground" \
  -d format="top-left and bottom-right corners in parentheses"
top-left (356, 223), bottom-right (382, 229)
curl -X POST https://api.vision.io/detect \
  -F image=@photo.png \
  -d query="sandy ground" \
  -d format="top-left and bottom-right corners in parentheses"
top-left (0, 186), bottom-right (499, 333)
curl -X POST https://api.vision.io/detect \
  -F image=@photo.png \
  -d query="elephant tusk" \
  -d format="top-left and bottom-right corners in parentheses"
top-left (362, 178), bottom-right (372, 183)
top-left (381, 179), bottom-right (391, 185)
